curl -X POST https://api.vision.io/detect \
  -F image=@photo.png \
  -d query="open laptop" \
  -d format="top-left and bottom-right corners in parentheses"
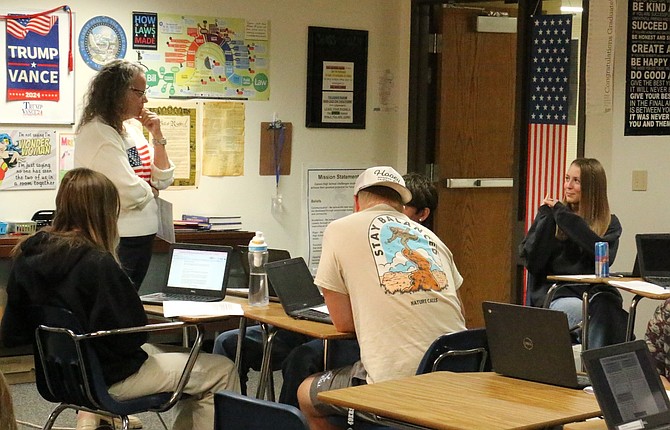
top-left (582, 340), bottom-right (670, 430)
top-left (636, 234), bottom-right (670, 289)
top-left (265, 257), bottom-right (332, 324)
top-left (140, 243), bottom-right (233, 304)
top-left (482, 301), bottom-right (590, 389)
top-left (225, 246), bottom-right (291, 299)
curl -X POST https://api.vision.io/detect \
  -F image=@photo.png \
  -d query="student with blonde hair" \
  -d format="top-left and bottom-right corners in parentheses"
top-left (0, 168), bottom-right (239, 430)
top-left (520, 157), bottom-right (627, 348)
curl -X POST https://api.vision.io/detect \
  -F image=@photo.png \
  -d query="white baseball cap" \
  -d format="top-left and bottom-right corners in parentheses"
top-left (353, 166), bottom-right (412, 204)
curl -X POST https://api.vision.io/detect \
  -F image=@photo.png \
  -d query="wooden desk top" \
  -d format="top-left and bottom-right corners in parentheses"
top-left (546, 275), bottom-right (639, 284)
top-left (547, 275), bottom-right (670, 300)
top-left (144, 297), bottom-right (353, 340)
top-left (317, 372), bottom-right (602, 430)
top-left (243, 302), bottom-right (353, 340)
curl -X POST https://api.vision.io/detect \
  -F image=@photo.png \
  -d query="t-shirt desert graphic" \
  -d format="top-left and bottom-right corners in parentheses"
top-left (368, 215), bottom-right (447, 294)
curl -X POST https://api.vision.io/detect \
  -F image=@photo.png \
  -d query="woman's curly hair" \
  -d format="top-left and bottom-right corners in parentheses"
top-left (77, 59), bottom-right (144, 134)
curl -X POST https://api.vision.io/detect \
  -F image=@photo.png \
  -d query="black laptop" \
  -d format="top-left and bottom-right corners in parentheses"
top-left (483, 301), bottom-right (590, 389)
top-left (140, 243), bottom-right (233, 304)
top-left (265, 257), bottom-right (332, 324)
top-left (225, 246), bottom-right (291, 299)
top-left (636, 234), bottom-right (670, 289)
top-left (582, 340), bottom-right (670, 430)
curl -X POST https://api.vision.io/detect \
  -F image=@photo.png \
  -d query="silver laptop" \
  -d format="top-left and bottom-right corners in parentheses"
top-left (636, 234), bottom-right (670, 289)
top-left (483, 301), bottom-right (590, 389)
top-left (582, 340), bottom-right (670, 430)
top-left (140, 243), bottom-right (233, 304)
top-left (265, 257), bottom-right (332, 324)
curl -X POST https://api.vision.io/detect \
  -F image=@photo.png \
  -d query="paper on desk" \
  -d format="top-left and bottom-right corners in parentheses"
top-left (162, 301), bottom-right (244, 317)
top-left (609, 280), bottom-right (670, 295)
top-left (553, 274), bottom-right (598, 280)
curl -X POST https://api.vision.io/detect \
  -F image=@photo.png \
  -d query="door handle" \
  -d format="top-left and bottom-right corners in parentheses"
top-left (443, 178), bottom-right (513, 189)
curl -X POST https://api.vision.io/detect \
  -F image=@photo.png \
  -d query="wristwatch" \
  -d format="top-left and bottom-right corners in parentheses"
top-left (152, 138), bottom-right (167, 146)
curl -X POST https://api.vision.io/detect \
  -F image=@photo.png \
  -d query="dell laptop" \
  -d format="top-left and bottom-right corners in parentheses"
top-left (140, 243), bottom-right (233, 304)
top-left (483, 301), bottom-right (590, 389)
top-left (582, 340), bottom-right (670, 430)
top-left (636, 234), bottom-right (670, 289)
top-left (265, 257), bottom-right (332, 324)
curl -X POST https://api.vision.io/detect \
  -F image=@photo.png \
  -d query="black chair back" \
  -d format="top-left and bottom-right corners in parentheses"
top-left (214, 390), bottom-right (309, 429)
top-left (416, 328), bottom-right (492, 374)
top-left (33, 306), bottom-right (171, 417)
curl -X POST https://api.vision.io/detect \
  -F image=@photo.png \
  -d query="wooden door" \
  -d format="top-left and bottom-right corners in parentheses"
top-left (435, 7), bottom-right (516, 328)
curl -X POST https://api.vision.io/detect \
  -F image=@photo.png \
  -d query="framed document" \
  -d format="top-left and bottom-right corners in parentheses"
top-left (306, 27), bottom-right (368, 129)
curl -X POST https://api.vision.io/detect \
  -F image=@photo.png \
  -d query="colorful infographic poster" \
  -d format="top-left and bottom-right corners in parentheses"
top-left (140, 14), bottom-right (270, 101)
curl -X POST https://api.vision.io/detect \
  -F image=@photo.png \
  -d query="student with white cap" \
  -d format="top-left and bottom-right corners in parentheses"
top-left (297, 166), bottom-right (466, 430)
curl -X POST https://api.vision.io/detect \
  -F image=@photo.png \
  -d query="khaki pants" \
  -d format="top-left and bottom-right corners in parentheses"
top-left (108, 344), bottom-right (240, 430)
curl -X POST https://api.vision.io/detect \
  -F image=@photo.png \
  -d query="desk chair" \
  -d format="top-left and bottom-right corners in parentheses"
top-left (416, 327), bottom-right (491, 374)
top-left (214, 390), bottom-right (309, 429)
top-left (33, 306), bottom-right (202, 430)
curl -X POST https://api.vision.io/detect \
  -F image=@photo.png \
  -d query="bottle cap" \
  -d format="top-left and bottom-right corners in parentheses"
top-left (248, 231), bottom-right (268, 251)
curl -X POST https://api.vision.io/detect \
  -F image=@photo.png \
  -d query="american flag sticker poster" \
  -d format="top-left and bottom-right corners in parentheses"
top-left (6, 14), bottom-right (60, 101)
top-left (524, 15), bottom-right (572, 232)
top-left (1, 10), bottom-right (75, 124)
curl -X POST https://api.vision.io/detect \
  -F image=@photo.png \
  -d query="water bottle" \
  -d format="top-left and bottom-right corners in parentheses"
top-left (248, 231), bottom-right (269, 306)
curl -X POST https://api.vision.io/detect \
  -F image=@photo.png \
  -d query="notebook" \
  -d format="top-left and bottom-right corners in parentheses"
top-left (636, 234), bottom-right (670, 289)
top-left (482, 301), bottom-right (590, 389)
top-left (265, 257), bottom-right (332, 324)
top-left (140, 243), bottom-right (233, 304)
top-left (582, 340), bottom-right (670, 430)
top-left (225, 246), bottom-right (292, 299)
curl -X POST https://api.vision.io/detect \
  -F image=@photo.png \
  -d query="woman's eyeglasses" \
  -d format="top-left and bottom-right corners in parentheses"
top-left (130, 87), bottom-right (148, 97)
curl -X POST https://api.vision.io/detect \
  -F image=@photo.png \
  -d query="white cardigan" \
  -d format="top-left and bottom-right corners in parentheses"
top-left (74, 118), bottom-right (175, 237)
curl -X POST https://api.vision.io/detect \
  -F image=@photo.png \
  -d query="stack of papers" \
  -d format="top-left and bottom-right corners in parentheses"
top-left (162, 301), bottom-right (244, 317)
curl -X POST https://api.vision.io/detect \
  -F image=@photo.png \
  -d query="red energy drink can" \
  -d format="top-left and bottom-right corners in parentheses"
top-left (595, 242), bottom-right (609, 278)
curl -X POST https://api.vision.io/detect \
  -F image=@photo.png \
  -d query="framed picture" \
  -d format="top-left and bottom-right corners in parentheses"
top-left (306, 26), bottom-right (368, 129)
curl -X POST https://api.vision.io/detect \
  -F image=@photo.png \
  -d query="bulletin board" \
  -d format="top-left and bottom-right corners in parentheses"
top-left (306, 27), bottom-right (368, 129)
top-left (0, 8), bottom-right (75, 124)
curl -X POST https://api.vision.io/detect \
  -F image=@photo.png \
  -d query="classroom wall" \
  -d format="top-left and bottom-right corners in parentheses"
top-left (586, 1), bottom-right (670, 338)
top-left (0, 0), bottom-right (411, 258)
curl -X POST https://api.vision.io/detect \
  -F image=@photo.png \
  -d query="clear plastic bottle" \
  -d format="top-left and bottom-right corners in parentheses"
top-left (248, 231), bottom-right (269, 306)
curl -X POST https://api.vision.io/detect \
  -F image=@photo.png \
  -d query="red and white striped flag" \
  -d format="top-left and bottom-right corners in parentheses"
top-left (524, 15), bottom-right (573, 232)
top-left (7, 15), bottom-right (58, 40)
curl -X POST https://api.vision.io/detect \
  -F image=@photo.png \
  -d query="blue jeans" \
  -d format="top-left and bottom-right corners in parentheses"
top-left (213, 326), bottom-right (309, 395)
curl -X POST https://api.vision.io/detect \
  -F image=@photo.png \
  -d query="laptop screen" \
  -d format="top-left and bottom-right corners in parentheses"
top-left (165, 245), bottom-right (231, 293)
top-left (582, 340), bottom-right (670, 428)
top-left (265, 257), bottom-right (324, 313)
top-left (636, 234), bottom-right (670, 276)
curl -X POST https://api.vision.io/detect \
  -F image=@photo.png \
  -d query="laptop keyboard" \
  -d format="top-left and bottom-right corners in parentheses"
top-left (645, 276), bottom-right (670, 289)
top-left (162, 293), bottom-right (216, 302)
top-left (296, 308), bottom-right (332, 323)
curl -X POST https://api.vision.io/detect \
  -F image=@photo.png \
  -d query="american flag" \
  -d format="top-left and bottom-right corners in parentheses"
top-left (7, 15), bottom-right (58, 40)
top-left (524, 15), bottom-right (572, 232)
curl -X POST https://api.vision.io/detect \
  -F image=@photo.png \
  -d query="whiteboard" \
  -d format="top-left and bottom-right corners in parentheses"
top-left (0, 8), bottom-right (75, 124)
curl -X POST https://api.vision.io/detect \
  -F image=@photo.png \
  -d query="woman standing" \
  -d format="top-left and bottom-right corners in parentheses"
top-left (75, 59), bottom-right (174, 289)
top-left (0, 168), bottom-right (239, 430)
top-left (519, 158), bottom-right (627, 348)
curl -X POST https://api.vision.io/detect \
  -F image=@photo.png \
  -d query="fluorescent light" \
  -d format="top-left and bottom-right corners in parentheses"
top-left (560, 6), bottom-right (583, 13)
